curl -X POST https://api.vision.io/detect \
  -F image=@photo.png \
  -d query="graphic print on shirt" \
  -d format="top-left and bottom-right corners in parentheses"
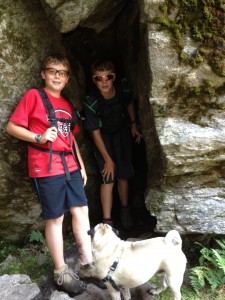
top-left (46, 109), bottom-right (72, 137)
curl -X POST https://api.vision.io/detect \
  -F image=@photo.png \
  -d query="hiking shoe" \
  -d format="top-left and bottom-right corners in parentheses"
top-left (54, 264), bottom-right (86, 294)
top-left (120, 207), bottom-right (134, 231)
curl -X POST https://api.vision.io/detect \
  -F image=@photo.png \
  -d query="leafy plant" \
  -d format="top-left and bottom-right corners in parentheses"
top-left (29, 230), bottom-right (45, 245)
top-left (189, 239), bottom-right (225, 295)
top-left (0, 245), bottom-right (17, 262)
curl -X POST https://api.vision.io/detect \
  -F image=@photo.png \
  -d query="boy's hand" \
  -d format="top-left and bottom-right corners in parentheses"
top-left (81, 168), bottom-right (87, 186)
top-left (131, 123), bottom-right (142, 144)
top-left (102, 159), bottom-right (115, 181)
top-left (41, 126), bottom-right (58, 143)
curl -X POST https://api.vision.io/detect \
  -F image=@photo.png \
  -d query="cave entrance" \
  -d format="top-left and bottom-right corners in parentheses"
top-left (62, 0), bottom-right (157, 234)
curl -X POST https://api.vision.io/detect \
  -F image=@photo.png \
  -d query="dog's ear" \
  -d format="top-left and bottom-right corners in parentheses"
top-left (112, 228), bottom-right (119, 236)
top-left (87, 228), bottom-right (95, 238)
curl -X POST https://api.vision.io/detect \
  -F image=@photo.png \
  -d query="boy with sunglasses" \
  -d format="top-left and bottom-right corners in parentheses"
top-left (84, 59), bottom-right (142, 230)
top-left (6, 53), bottom-right (92, 294)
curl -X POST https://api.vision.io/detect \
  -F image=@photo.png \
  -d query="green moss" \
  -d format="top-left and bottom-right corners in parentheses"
top-left (166, 77), bottom-right (225, 124)
top-left (160, 4), bottom-right (168, 14)
top-left (155, 0), bottom-right (225, 76)
top-left (155, 1), bottom-right (225, 124)
top-left (160, 0), bottom-right (179, 14)
top-left (154, 16), bottom-right (172, 28)
top-left (0, 247), bottom-right (53, 284)
top-left (0, 235), bottom-right (52, 284)
top-left (217, 193), bottom-right (225, 199)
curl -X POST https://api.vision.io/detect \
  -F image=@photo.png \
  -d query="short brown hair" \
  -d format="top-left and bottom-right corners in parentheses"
top-left (91, 59), bottom-right (115, 75)
top-left (41, 53), bottom-right (71, 74)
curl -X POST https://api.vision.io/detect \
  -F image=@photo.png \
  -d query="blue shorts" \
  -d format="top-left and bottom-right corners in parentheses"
top-left (33, 170), bottom-right (88, 220)
top-left (93, 127), bottom-right (133, 184)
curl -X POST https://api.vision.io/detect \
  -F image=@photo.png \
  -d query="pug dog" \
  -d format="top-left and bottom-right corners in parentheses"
top-left (80, 223), bottom-right (187, 300)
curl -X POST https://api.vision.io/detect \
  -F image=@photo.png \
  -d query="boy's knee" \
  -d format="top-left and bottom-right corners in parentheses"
top-left (102, 175), bottom-right (115, 184)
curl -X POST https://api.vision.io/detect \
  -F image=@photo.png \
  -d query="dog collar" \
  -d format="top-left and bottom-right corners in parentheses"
top-left (102, 242), bottom-right (125, 291)
top-left (103, 275), bottom-right (121, 291)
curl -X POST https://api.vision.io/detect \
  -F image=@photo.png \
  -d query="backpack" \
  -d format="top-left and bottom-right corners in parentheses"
top-left (28, 88), bottom-right (81, 180)
top-left (84, 77), bottom-right (131, 133)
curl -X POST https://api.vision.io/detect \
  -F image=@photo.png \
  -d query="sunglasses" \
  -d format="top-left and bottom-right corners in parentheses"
top-left (93, 73), bottom-right (115, 82)
top-left (44, 68), bottom-right (69, 78)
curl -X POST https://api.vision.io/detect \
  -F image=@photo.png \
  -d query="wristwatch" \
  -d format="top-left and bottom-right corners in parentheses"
top-left (35, 134), bottom-right (42, 144)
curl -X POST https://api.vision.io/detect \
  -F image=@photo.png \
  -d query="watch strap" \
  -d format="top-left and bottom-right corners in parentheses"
top-left (35, 134), bottom-right (42, 144)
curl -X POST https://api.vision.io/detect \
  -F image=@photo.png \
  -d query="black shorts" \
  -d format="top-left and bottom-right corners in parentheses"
top-left (33, 170), bottom-right (88, 220)
top-left (94, 127), bottom-right (133, 184)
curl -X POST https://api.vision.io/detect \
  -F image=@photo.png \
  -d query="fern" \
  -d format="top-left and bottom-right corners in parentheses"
top-left (190, 266), bottom-right (208, 295)
top-left (216, 239), bottom-right (225, 250)
top-left (190, 239), bottom-right (225, 295)
top-left (212, 249), bottom-right (225, 273)
top-left (29, 230), bottom-right (45, 245)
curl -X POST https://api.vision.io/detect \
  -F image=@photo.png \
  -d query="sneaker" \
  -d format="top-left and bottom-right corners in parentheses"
top-left (54, 264), bottom-right (86, 294)
top-left (120, 207), bottom-right (134, 231)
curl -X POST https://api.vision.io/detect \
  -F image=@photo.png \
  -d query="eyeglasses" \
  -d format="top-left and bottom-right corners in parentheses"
top-left (92, 73), bottom-right (115, 82)
top-left (44, 68), bottom-right (69, 78)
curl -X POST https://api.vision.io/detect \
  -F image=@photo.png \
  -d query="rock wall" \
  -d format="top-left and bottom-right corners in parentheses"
top-left (1, 0), bottom-right (225, 243)
top-left (143, 0), bottom-right (225, 234)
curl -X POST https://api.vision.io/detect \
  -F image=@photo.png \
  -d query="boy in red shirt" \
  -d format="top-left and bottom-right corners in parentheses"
top-left (6, 53), bottom-right (92, 294)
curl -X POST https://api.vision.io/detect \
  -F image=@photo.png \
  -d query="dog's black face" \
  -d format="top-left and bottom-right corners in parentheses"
top-left (87, 227), bottom-right (95, 238)
top-left (113, 227), bottom-right (119, 236)
top-left (88, 223), bottom-right (119, 239)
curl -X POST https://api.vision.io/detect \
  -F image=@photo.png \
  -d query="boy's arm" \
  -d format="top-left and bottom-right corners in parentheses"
top-left (6, 121), bottom-right (38, 143)
top-left (91, 129), bottom-right (115, 181)
top-left (73, 136), bottom-right (87, 186)
top-left (127, 102), bottom-right (142, 144)
top-left (6, 121), bottom-right (57, 144)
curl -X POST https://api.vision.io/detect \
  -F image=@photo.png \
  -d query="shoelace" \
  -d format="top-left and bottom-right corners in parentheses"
top-left (57, 268), bottom-right (80, 285)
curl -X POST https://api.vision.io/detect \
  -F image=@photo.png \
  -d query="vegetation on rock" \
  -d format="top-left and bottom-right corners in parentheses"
top-left (152, 0), bottom-right (225, 125)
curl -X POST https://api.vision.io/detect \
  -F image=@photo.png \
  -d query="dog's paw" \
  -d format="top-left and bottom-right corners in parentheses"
top-left (147, 285), bottom-right (161, 296)
top-left (79, 263), bottom-right (97, 278)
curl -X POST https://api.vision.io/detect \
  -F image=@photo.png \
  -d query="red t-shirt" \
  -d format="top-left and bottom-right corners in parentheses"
top-left (9, 89), bottom-right (79, 178)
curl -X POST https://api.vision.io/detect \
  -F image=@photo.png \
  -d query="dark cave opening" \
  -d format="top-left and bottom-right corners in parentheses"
top-left (62, 0), bottom-right (157, 234)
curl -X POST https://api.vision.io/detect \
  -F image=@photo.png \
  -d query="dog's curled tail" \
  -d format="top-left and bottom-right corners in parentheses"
top-left (165, 230), bottom-right (182, 248)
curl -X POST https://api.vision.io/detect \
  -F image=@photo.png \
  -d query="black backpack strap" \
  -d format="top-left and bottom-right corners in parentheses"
top-left (37, 88), bottom-right (56, 174)
top-left (37, 88), bottom-right (58, 129)
top-left (71, 108), bottom-right (79, 131)
top-left (61, 92), bottom-right (80, 131)
top-left (29, 144), bottom-right (72, 180)
top-left (83, 95), bottom-right (98, 114)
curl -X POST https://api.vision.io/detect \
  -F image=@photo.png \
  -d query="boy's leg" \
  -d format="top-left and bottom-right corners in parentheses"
top-left (71, 205), bottom-right (99, 280)
top-left (46, 215), bottom-right (87, 293)
top-left (34, 174), bottom-right (87, 294)
top-left (100, 182), bottom-right (114, 221)
top-left (117, 179), bottom-right (129, 206)
top-left (70, 206), bottom-right (92, 265)
top-left (117, 178), bottom-right (134, 231)
top-left (45, 215), bottom-right (65, 269)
